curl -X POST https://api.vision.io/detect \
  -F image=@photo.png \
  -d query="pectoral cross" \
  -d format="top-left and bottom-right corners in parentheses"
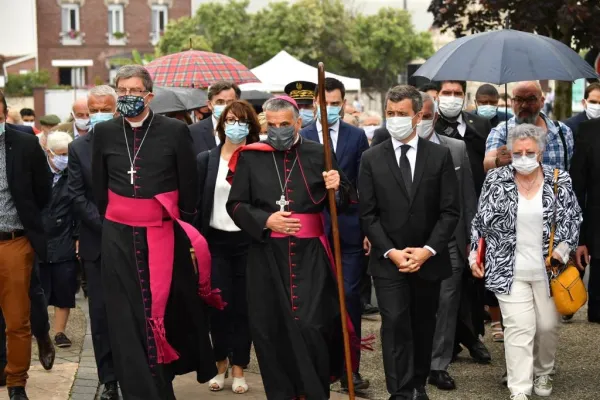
top-left (127, 167), bottom-right (136, 185)
top-left (276, 194), bottom-right (289, 212)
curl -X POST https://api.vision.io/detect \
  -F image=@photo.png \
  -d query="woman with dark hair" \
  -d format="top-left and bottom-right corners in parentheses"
top-left (195, 100), bottom-right (260, 394)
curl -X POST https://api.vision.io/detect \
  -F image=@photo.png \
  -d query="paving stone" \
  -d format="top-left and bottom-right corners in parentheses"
top-left (71, 385), bottom-right (99, 395)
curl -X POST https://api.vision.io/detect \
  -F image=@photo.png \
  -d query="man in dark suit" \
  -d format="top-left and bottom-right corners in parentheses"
top-left (188, 81), bottom-right (240, 156)
top-left (359, 85), bottom-right (460, 400)
top-left (68, 85), bottom-right (119, 400)
top-left (571, 117), bottom-right (600, 323)
top-left (0, 90), bottom-right (52, 400)
top-left (563, 82), bottom-right (600, 140)
top-left (300, 77), bottom-right (370, 390)
top-left (6, 123), bottom-right (35, 136)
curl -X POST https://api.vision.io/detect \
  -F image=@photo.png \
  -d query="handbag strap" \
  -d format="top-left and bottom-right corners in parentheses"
top-left (548, 168), bottom-right (559, 271)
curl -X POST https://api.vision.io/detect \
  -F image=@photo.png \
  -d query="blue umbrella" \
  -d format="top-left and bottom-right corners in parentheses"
top-left (413, 29), bottom-right (598, 84)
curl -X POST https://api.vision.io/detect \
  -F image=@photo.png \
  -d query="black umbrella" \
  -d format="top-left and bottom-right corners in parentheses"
top-left (413, 29), bottom-right (598, 84)
top-left (241, 90), bottom-right (273, 107)
top-left (150, 86), bottom-right (208, 114)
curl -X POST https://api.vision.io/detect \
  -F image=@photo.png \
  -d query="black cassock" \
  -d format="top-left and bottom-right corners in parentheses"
top-left (92, 112), bottom-right (216, 400)
top-left (226, 138), bottom-right (354, 399)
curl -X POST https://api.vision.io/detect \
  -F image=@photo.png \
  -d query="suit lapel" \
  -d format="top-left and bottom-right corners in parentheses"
top-left (383, 140), bottom-right (410, 200)
top-left (410, 138), bottom-right (429, 203)
top-left (335, 122), bottom-right (349, 163)
top-left (304, 122), bottom-right (319, 142)
top-left (207, 146), bottom-right (220, 195)
top-left (203, 119), bottom-right (216, 150)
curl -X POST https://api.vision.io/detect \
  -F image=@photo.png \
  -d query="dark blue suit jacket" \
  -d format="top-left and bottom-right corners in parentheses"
top-left (563, 111), bottom-right (589, 140)
top-left (300, 120), bottom-right (369, 249)
top-left (7, 123), bottom-right (35, 135)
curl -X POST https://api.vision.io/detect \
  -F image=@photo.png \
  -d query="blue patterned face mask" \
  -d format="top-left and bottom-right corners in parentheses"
top-left (117, 95), bottom-right (147, 118)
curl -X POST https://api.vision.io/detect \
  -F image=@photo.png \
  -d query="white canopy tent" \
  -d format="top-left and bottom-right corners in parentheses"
top-left (240, 50), bottom-right (361, 93)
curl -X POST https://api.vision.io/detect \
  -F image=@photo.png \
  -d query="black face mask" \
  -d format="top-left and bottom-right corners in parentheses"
top-left (266, 125), bottom-right (296, 151)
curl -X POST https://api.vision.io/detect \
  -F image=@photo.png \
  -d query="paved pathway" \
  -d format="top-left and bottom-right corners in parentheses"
top-left (3, 293), bottom-right (600, 399)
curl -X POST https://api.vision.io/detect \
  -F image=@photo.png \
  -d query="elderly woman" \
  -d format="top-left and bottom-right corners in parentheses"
top-left (469, 124), bottom-right (582, 400)
top-left (195, 100), bottom-right (261, 394)
top-left (39, 131), bottom-right (78, 348)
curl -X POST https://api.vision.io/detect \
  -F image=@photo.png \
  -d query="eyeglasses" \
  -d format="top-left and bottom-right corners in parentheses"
top-left (225, 117), bottom-right (248, 127)
top-left (512, 96), bottom-right (539, 105)
top-left (512, 152), bottom-right (538, 159)
top-left (116, 88), bottom-right (148, 97)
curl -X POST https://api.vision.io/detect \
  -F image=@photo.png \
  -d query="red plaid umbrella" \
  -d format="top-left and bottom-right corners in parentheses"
top-left (144, 50), bottom-right (259, 88)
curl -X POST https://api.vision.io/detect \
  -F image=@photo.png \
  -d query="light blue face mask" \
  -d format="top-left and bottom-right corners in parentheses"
top-left (213, 105), bottom-right (226, 119)
top-left (299, 109), bottom-right (314, 126)
top-left (224, 122), bottom-right (249, 144)
top-left (0, 122), bottom-right (5, 136)
top-left (477, 105), bottom-right (498, 119)
top-left (317, 106), bottom-right (342, 125)
top-left (52, 154), bottom-right (68, 171)
top-left (90, 112), bottom-right (114, 127)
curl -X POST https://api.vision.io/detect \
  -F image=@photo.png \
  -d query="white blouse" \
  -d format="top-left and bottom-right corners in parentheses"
top-left (513, 186), bottom-right (546, 282)
top-left (209, 157), bottom-right (240, 232)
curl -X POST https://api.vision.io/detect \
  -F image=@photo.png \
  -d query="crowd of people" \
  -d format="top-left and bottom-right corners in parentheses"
top-left (0, 63), bottom-right (598, 400)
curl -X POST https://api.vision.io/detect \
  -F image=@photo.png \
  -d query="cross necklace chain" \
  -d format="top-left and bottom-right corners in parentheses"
top-left (123, 114), bottom-right (155, 185)
top-left (272, 152), bottom-right (299, 212)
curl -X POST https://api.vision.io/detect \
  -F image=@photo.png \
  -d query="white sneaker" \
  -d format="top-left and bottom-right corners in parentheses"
top-left (510, 394), bottom-right (529, 400)
top-left (534, 375), bottom-right (553, 396)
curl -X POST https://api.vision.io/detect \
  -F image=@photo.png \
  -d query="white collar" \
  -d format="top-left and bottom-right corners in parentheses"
top-left (316, 118), bottom-right (340, 133)
top-left (456, 113), bottom-right (464, 125)
top-left (126, 111), bottom-right (150, 128)
top-left (392, 133), bottom-right (419, 152)
top-left (429, 132), bottom-right (441, 144)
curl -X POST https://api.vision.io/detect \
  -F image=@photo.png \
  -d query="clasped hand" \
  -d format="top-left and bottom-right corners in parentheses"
top-left (388, 247), bottom-right (433, 273)
top-left (322, 170), bottom-right (340, 191)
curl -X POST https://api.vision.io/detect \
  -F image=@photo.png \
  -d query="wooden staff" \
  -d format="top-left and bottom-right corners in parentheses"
top-left (317, 62), bottom-right (355, 399)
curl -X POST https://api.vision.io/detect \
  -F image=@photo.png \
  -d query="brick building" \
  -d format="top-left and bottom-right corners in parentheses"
top-left (36, 0), bottom-right (191, 87)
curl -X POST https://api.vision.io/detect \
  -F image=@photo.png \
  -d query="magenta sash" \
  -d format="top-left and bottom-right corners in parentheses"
top-left (271, 213), bottom-right (374, 371)
top-left (105, 190), bottom-right (225, 364)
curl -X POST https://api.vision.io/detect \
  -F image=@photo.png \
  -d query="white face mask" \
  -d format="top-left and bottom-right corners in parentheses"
top-left (438, 96), bottom-right (464, 118)
top-left (387, 116), bottom-right (416, 141)
top-left (416, 119), bottom-right (435, 139)
top-left (512, 155), bottom-right (539, 175)
top-left (361, 125), bottom-right (379, 140)
top-left (22, 121), bottom-right (35, 127)
top-left (73, 113), bottom-right (90, 131)
top-left (585, 101), bottom-right (600, 120)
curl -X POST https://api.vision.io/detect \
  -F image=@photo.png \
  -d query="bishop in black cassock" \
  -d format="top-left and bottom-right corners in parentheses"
top-left (226, 96), bottom-right (356, 399)
top-left (92, 68), bottom-right (218, 400)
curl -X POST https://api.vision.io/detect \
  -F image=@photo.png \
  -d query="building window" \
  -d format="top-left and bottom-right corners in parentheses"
top-left (58, 67), bottom-right (86, 88)
top-left (61, 3), bottom-right (83, 46)
top-left (108, 4), bottom-right (127, 45)
top-left (150, 4), bottom-right (168, 45)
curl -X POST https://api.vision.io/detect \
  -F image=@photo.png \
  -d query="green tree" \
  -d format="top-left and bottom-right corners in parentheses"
top-left (110, 49), bottom-right (157, 68)
top-left (345, 8), bottom-right (433, 106)
top-left (428, 0), bottom-right (600, 119)
top-left (4, 70), bottom-right (51, 97)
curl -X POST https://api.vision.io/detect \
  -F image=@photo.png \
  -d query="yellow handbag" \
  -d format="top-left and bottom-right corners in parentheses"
top-left (546, 169), bottom-right (587, 316)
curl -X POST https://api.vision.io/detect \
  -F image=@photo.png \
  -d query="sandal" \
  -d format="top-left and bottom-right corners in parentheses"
top-left (208, 360), bottom-right (229, 392)
top-left (232, 376), bottom-right (249, 394)
top-left (491, 321), bottom-right (504, 342)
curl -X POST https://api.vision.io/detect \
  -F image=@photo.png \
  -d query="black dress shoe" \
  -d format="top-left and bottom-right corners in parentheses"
top-left (340, 372), bottom-right (370, 391)
top-left (37, 333), bottom-right (56, 370)
top-left (412, 386), bottom-right (429, 400)
top-left (428, 370), bottom-right (456, 390)
top-left (8, 386), bottom-right (29, 400)
top-left (362, 303), bottom-right (379, 315)
top-left (100, 381), bottom-right (119, 400)
top-left (468, 340), bottom-right (491, 364)
top-left (0, 367), bottom-right (6, 387)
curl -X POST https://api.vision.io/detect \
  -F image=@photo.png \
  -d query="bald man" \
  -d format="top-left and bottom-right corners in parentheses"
top-left (56, 98), bottom-right (90, 139)
top-left (484, 81), bottom-right (574, 172)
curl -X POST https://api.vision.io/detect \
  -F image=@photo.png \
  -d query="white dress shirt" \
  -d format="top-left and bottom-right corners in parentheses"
top-left (429, 132), bottom-right (441, 144)
top-left (316, 119), bottom-right (340, 152)
top-left (456, 113), bottom-right (466, 137)
top-left (209, 157), bottom-right (240, 232)
top-left (211, 116), bottom-right (221, 146)
top-left (385, 134), bottom-right (437, 258)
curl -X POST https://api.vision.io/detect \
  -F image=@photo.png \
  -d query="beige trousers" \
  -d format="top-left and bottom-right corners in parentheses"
top-left (496, 279), bottom-right (560, 395)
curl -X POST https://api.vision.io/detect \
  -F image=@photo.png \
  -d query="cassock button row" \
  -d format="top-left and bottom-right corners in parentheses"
top-left (293, 306), bottom-right (298, 311)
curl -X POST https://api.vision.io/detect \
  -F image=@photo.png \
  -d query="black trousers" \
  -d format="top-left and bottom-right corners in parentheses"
top-left (208, 228), bottom-right (252, 367)
top-left (359, 256), bottom-right (372, 307)
top-left (588, 258), bottom-right (600, 321)
top-left (374, 274), bottom-right (440, 399)
top-left (0, 261), bottom-right (50, 368)
top-left (84, 258), bottom-right (116, 384)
